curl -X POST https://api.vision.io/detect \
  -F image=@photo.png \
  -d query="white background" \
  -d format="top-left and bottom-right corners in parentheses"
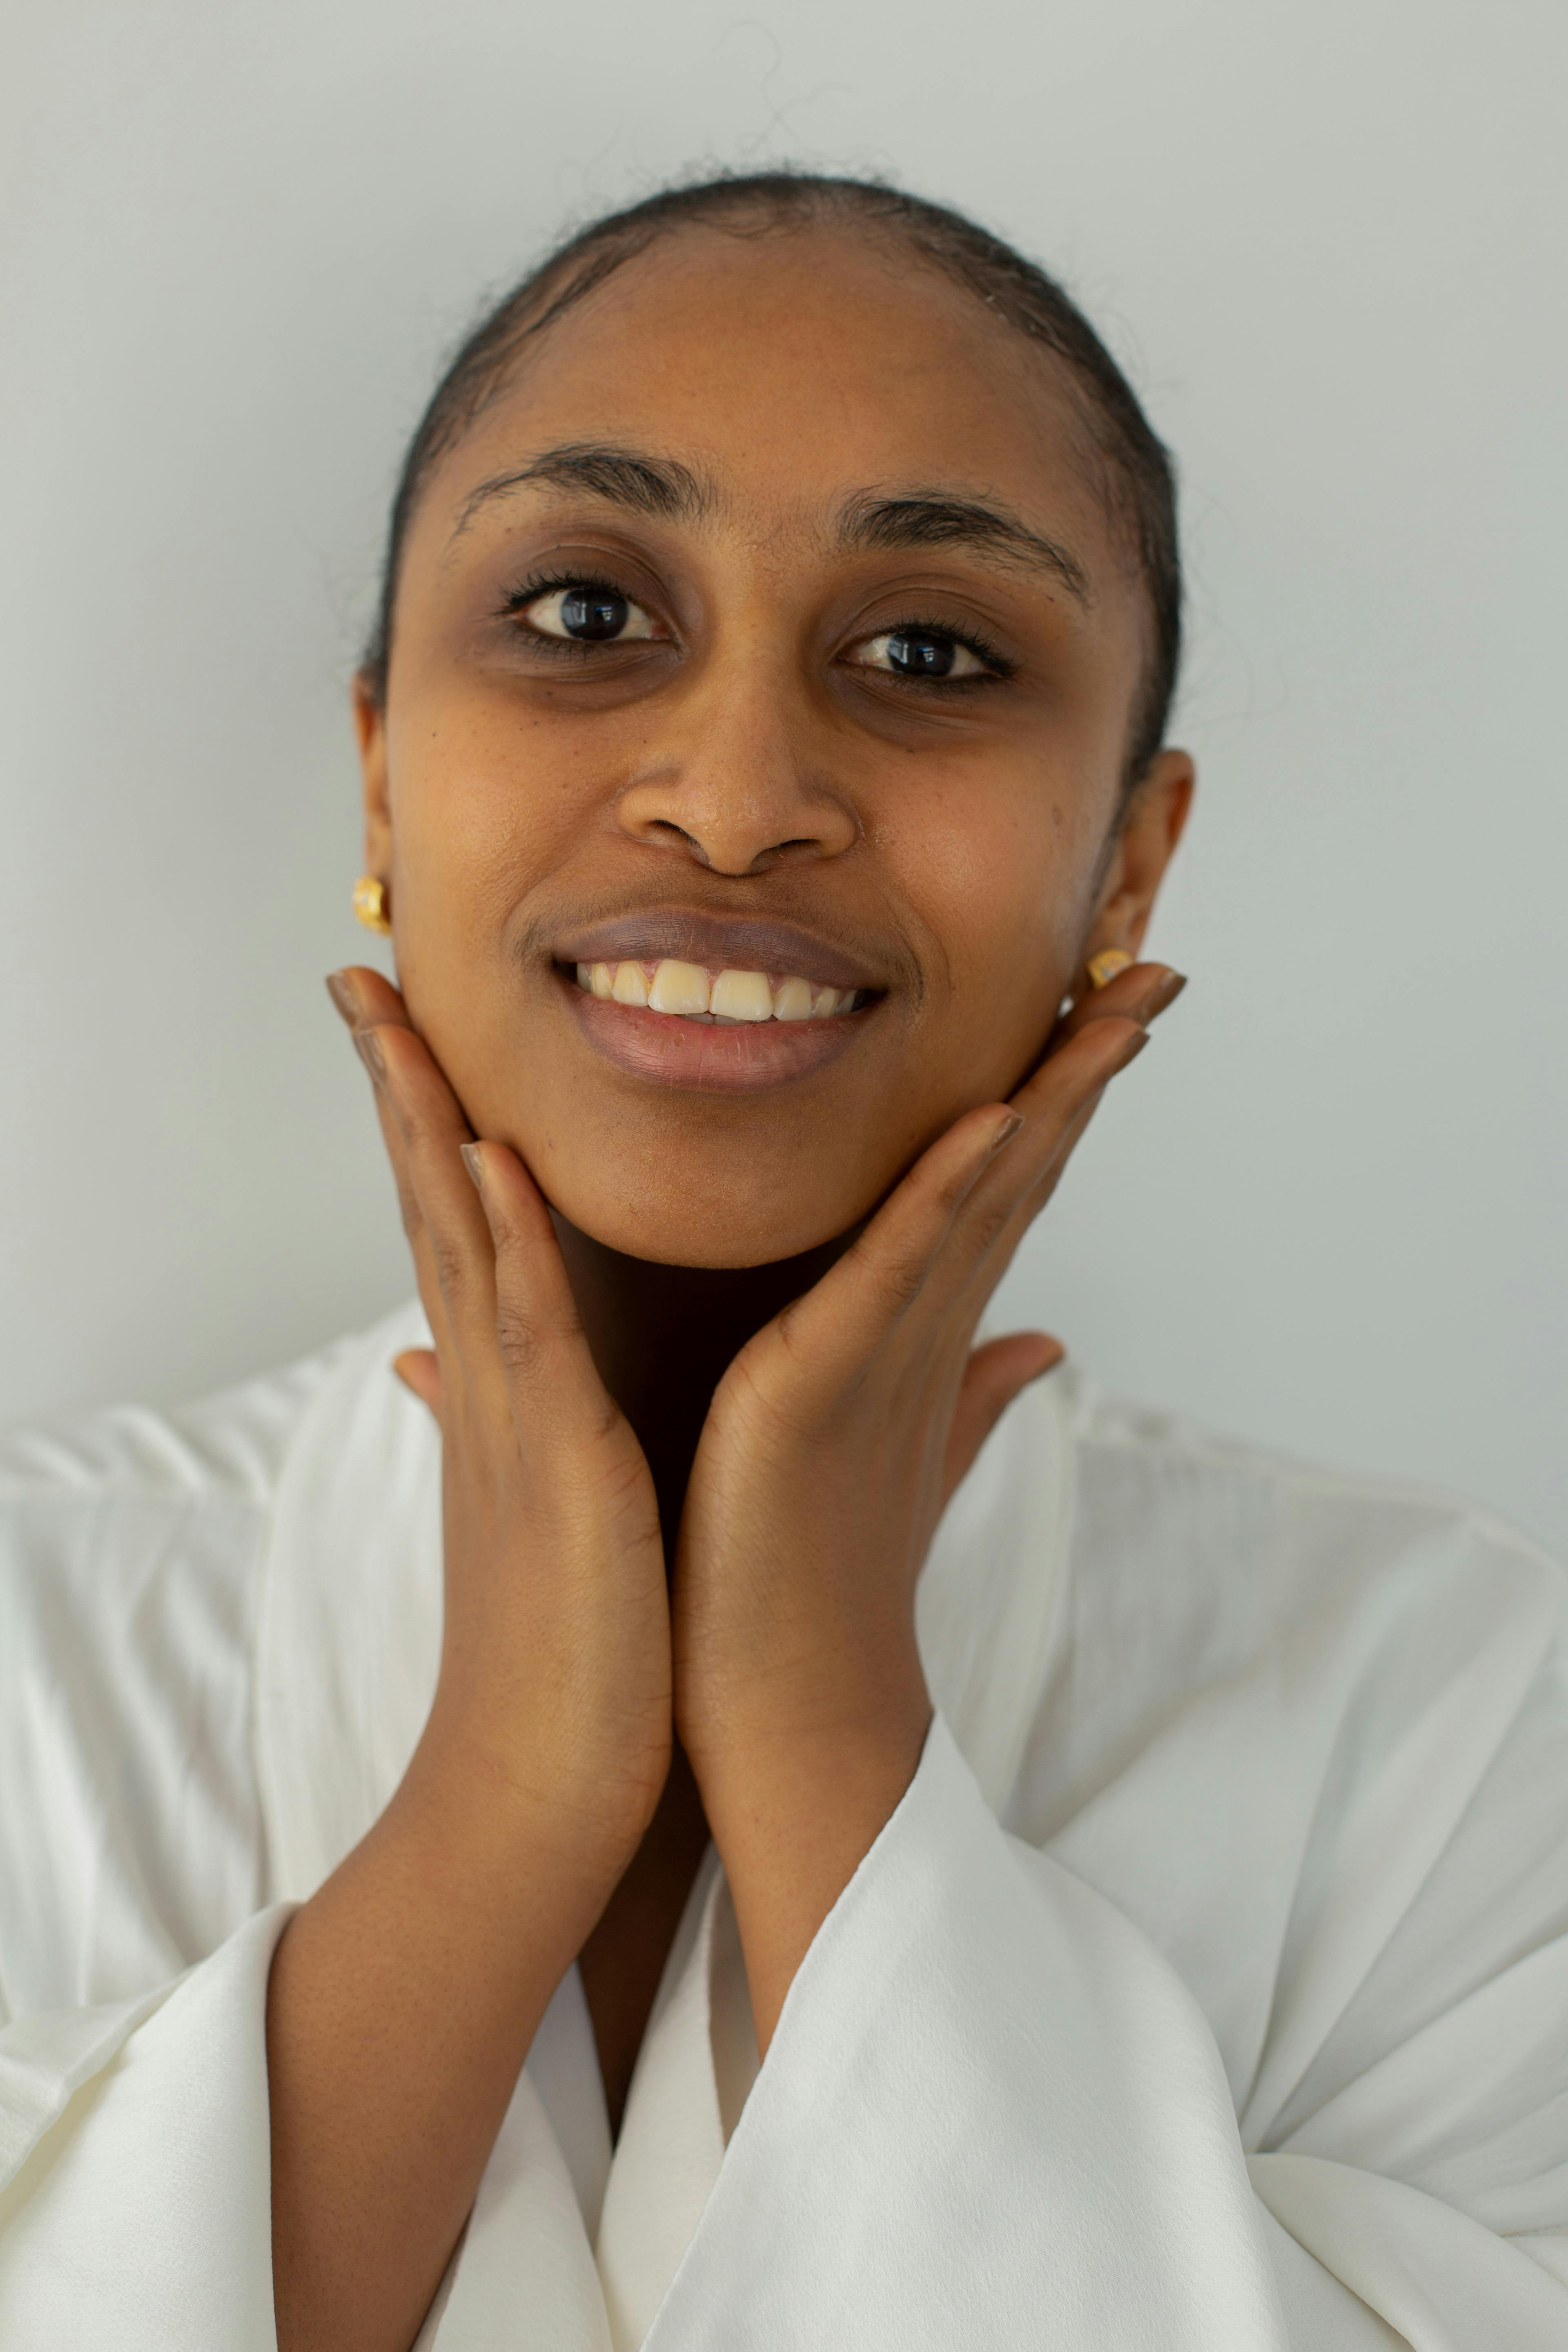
top-left (2, 0), bottom-right (1564, 1553)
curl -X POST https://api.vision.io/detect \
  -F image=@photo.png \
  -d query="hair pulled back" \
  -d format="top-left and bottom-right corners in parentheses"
top-left (362, 171), bottom-right (1182, 785)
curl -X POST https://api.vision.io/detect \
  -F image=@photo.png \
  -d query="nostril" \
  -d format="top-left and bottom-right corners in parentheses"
top-left (639, 820), bottom-right (715, 865)
top-left (633, 818), bottom-right (832, 877)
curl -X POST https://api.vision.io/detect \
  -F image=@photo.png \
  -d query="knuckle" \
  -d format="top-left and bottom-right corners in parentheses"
top-left (967, 1192), bottom-right (1017, 1257)
top-left (771, 1299), bottom-right (809, 1360)
top-left (397, 1095), bottom-right (443, 1158)
top-left (1080, 1016), bottom-right (1143, 1074)
top-left (935, 1154), bottom-right (984, 1215)
top-left (492, 1296), bottom-right (543, 1382)
top-left (393, 1182), bottom-right (423, 1245)
top-left (876, 1250), bottom-right (930, 1316)
top-left (478, 1189), bottom-right (522, 1255)
top-left (427, 1227), bottom-right (472, 1301)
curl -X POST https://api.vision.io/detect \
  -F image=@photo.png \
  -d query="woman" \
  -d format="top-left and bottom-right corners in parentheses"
top-left (0, 173), bottom-right (1563, 2351)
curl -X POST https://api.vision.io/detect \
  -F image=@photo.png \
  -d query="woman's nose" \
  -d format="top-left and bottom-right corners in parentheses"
top-left (612, 659), bottom-right (860, 877)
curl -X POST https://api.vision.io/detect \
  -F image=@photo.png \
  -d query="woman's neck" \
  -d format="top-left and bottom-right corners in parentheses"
top-left (549, 1212), bottom-right (859, 2129)
top-left (549, 1211), bottom-right (855, 1551)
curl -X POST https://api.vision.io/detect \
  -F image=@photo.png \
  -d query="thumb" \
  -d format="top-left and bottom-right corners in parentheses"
top-left (942, 1332), bottom-right (1064, 1508)
top-left (392, 1345), bottom-right (443, 1421)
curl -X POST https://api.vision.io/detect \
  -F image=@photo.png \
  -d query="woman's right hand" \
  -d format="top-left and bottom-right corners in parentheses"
top-left (328, 966), bottom-right (673, 1878)
top-left (269, 971), bottom-right (669, 2352)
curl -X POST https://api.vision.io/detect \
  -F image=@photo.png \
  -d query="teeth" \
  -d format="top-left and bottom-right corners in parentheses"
top-left (772, 976), bottom-right (815, 1022)
top-left (574, 960), bottom-right (860, 1021)
top-left (648, 958), bottom-right (710, 1017)
top-left (710, 968), bottom-right (773, 1022)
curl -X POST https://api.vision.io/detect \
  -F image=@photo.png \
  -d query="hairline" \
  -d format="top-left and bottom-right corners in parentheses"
top-left (422, 218), bottom-right (1131, 575)
top-left (363, 179), bottom-right (1180, 786)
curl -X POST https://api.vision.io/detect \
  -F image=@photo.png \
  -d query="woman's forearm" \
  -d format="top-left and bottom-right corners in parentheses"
top-left (266, 1730), bottom-right (617, 2352)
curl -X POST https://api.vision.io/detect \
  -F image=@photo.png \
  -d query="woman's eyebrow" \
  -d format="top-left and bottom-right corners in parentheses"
top-left (837, 491), bottom-right (1091, 607)
top-left (450, 443), bottom-right (711, 539)
top-left (448, 446), bottom-right (1090, 609)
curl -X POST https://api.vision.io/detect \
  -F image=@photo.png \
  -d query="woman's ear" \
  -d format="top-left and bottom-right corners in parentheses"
top-left (354, 671), bottom-right (393, 881)
top-left (1079, 748), bottom-right (1195, 973)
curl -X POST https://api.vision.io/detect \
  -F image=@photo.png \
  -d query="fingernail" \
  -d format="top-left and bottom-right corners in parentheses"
top-left (325, 971), bottom-right (359, 1025)
top-left (988, 1111), bottom-right (1025, 1157)
top-left (1119, 1027), bottom-right (1152, 1065)
top-left (354, 1027), bottom-right (385, 1082)
top-left (1142, 969), bottom-right (1188, 1020)
top-left (459, 1142), bottom-right (485, 1192)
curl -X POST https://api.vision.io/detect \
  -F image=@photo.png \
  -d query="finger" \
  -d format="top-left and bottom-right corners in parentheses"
top-left (326, 964), bottom-right (414, 1037)
top-left (926, 1021), bottom-right (1144, 1332)
top-left (897, 1011), bottom-right (1152, 1336)
top-left (778, 1003), bottom-right (1146, 1382)
top-left (392, 1346), bottom-right (442, 1419)
top-left (341, 1029), bottom-right (461, 1374)
top-left (359, 1024), bottom-right (506, 1414)
top-left (328, 968), bottom-right (466, 1362)
top-left (772, 1099), bottom-right (1027, 1383)
top-left (981, 981), bottom-right (1167, 1221)
top-left (462, 1141), bottom-right (623, 1441)
top-left (834, 1007), bottom-right (1146, 1388)
top-left (941, 1332), bottom-right (1064, 1507)
top-left (1054, 960), bottom-right (1185, 1046)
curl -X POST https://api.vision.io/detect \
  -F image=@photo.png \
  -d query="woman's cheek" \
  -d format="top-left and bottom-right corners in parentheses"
top-left (887, 781), bottom-right (1081, 1080)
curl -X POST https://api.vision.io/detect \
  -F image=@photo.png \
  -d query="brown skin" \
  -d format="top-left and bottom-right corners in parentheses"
top-left (265, 223), bottom-right (1192, 2352)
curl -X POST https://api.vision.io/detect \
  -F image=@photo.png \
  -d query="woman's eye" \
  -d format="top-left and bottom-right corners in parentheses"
top-left (521, 584), bottom-right (660, 643)
top-left (852, 628), bottom-right (990, 681)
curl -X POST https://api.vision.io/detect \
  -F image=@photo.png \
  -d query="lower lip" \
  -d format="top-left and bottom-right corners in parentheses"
top-left (560, 974), bottom-right (873, 1093)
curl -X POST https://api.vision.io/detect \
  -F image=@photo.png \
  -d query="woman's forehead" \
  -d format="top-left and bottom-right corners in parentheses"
top-left (417, 229), bottom-right (1113, 568)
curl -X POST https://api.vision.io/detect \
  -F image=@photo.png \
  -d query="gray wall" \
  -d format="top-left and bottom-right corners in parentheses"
top-left (3, 0), bottom-right (1564, 1554)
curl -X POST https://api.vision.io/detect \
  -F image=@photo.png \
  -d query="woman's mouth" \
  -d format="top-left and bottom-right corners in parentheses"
top-left (572, 958), bottom-right (863, 1022)
top-left (548, 909), bottom-right (890, 1093)
top-left (555, 957), bottom-right (877, 1094)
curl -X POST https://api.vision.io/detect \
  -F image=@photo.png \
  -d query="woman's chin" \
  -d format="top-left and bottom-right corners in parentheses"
top-left (538, 1164), bottom-right (869, 1272)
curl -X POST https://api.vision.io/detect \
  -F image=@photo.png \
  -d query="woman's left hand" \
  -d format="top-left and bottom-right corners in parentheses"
top-left (673, 959), bottom-right (1185, 2046)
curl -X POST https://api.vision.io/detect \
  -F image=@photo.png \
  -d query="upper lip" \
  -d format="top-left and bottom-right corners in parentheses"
top-left (551, 908), bottom-right (889, 992)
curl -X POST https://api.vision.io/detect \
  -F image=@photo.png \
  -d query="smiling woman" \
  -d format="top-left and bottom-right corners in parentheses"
top-left (352, 185), bottom-right (1188, 1270)
top-left (1, 173), bottom-right (1565, 2352)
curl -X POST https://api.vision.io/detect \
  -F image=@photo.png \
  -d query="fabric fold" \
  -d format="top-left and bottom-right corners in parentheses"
top-left (0, 1904), bottom-right (288, 2351)
top-left (1252, 2151), bottom-right (1568, 2349)
top-left (425, 2066), bottom-right (612, 2352)
top-left (641, 1715), bottom-right (1290, 2350)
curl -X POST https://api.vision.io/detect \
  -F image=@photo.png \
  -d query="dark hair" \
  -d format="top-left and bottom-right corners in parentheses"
top-left (362, 170), bottom-right (1182, 784)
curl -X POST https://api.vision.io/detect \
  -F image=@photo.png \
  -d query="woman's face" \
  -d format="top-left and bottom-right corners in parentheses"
top-left (359, 227), bottom-right (1191, 1266)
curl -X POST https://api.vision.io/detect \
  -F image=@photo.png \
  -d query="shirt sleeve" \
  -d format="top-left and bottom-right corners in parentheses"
top-left (641, 1709), bottom-right (1568, 2352)
top-left (641, 1715), bottom-right (1287, 2348)
top-left (0, 1905), bottom-right (288, 2352)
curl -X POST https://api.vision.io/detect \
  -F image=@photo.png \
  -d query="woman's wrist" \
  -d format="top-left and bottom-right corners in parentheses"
top-left (689, 1689), bottom-right (932, 2052)
top-left (396, 1702), bottom-right (656, 1930)
top-left (679, 1621), bottom-right (930, 1811)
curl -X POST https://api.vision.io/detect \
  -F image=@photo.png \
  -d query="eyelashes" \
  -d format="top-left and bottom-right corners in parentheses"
top-left (498, 570), bottom-right (650, 659)
top-left (496, 570), bottom-right (1014, 689)
top-left (861, 617), bottom-right (1014, 684)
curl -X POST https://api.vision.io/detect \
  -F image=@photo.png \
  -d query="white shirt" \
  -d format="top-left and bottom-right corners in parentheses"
top-left (0, 1299), bottom-right (1564, 2348)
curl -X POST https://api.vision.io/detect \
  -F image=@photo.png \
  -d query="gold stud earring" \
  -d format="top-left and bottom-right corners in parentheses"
top-left (352, 875), bottom-right (392, 934)
top-left (1086, 947), bottom-right (1133, 990)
